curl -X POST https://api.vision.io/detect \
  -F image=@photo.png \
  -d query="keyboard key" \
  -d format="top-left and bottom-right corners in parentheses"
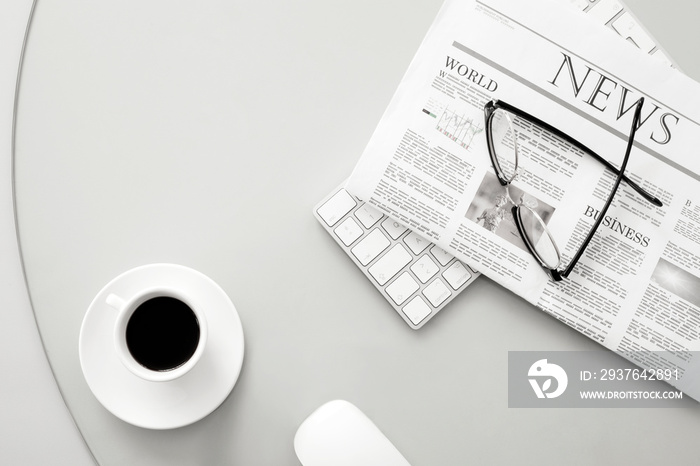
top-left (442, 261), bottom-right (473, 290)
top-left (423, 278), bottom-right (451, 307)
top-left (402, 296), bottom-right (432, 325)
top-left (403, 231), bottom-right (430, 255)
top-left (334, 217), bottom-right (363, 246)
top-left (314, 181), bottom-right (482, 330)
top-left (317, 189), bottom-right (356, 227)
top-left (351, 229), bottom-right (390, 266)
top-left (369, 244), bottom-right (412, 286)
top-left (430, 245), bottom-right (454, 266)
top-left (410, 254), bottom-right (439, 284)
top-left (386, 272), bottom-right (419, 305)
top-left (355, 203), bottom-right (383, 228)
top-left (381, 218), bottom-right (408, 240)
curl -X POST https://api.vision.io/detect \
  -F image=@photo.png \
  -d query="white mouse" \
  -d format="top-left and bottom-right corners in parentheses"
top-left (294, 400), bottom-right (412, 466)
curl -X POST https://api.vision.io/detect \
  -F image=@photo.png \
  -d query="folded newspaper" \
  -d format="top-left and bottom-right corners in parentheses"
top-left (347, 0), bottom-right (700, 400)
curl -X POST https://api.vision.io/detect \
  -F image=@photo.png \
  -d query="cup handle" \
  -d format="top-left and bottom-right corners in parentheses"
top-left (106, 293), bottom-right (125, 311)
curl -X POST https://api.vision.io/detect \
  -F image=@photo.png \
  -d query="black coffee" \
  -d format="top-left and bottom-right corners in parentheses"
top-left (126, 296), bottom-right (200, 372)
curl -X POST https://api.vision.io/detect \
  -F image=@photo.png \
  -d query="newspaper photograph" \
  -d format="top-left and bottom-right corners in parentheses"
top-left (346, 0), bottom-right (700, 399)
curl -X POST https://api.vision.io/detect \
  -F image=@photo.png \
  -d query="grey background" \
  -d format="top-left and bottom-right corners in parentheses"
top-left (5, 0), bottom-right (700, 465)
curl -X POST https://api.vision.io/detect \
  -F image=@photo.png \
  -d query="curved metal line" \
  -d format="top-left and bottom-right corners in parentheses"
top-left (11, 1), bottom-right (99, 463)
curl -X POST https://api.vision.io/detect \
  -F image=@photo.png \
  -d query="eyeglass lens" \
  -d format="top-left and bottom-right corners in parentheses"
top-left (488, 105), bottom-right (622, 274)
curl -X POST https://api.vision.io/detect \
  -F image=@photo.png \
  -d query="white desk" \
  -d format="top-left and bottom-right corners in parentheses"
top-left (1, 1), bottom-right (94, 464)
top-left (7, 0), bottom-right (700, 464)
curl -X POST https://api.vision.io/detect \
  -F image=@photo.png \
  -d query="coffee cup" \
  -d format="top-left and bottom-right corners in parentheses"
top-left (106, 287), bottom-right (208, 382)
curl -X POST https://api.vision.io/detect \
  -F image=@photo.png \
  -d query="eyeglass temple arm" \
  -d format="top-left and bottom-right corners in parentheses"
top-left (560, 97), bottom-right (644, 279)
top-left (489, 100), bottom-right (663, 208)
top-left (579, 140), bottom-right (662, 207)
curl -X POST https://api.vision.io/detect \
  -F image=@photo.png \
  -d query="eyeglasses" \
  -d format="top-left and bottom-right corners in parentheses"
top-left (483, 98), bottom-right (662, 281)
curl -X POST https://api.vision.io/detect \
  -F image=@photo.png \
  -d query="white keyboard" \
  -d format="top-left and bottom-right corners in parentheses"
top-left (314, 183), bottom-right (480, 329)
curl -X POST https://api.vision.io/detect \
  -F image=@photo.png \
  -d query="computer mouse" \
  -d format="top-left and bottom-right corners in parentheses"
top-left (294, 400), bottom-right (412, 466)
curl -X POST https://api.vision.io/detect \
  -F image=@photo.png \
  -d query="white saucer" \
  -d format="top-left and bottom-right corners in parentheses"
top-left (79, 263), bottom-right (244, 429)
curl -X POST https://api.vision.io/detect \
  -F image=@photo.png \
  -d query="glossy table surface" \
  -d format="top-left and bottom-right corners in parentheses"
top-left (12, 0), bottom-right (700, 464)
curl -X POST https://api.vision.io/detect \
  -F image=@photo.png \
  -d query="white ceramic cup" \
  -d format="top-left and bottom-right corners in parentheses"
top-left (106, 287), bottom-right (208, 382)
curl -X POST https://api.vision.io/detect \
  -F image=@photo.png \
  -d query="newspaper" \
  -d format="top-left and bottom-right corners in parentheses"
top-left (570, 0), bottom-right (676, 68)
top-left (346, 0), bottom-right (700, 399)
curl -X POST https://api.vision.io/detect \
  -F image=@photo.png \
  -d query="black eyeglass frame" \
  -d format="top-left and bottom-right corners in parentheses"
top-left (483, 98), bottom-right (662, 281)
